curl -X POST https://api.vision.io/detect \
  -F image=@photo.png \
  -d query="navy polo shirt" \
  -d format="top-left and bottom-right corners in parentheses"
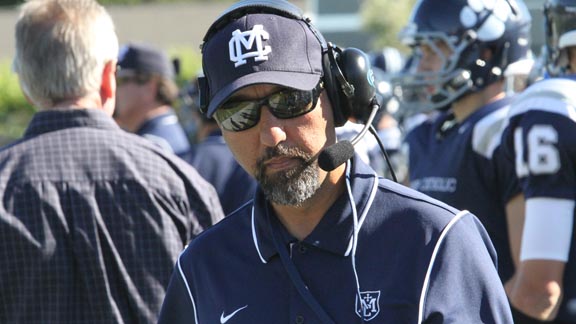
top-left (137, 109), bottom-right (192, 160)
top-left (404, 97), bottom-right (521, 283)
top-left (159, 157), bottom-right (512, 323)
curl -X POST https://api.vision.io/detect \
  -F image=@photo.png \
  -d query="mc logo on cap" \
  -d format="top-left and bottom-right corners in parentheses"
top-left (229, 25), bottom-right (272, 67)
top-left (201, 13), bottom-right (324, 118)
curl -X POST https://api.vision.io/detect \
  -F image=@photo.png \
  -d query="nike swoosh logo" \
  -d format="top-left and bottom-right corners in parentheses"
top-left (220, 305), bottom-right (248, 323)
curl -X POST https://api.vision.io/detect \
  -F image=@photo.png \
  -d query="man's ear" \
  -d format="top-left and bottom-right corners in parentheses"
top-left (101, 60), bottom-right (117, 116)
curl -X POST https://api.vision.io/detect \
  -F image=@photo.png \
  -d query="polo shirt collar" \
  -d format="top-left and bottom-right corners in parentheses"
top-left (24, 108), bottom-right (120, 137)
top-left (252, 156), bottom-right (378, 263)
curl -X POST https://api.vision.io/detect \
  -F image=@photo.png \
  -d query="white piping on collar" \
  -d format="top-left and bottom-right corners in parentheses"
top-left (251, 204), bottom-right (268, 264)
top-left (251, 161), bottom-right (379, 264)
top-left (344, 162), bottom-right (379, 257)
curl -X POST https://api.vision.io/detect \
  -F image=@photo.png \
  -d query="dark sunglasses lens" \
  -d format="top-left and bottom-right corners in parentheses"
top-left (215, 85), bottom-right (320, 132)
top-left (215, 101), bottom-right (260, 131)
top-left (268, 89), bottom-right (314, 118)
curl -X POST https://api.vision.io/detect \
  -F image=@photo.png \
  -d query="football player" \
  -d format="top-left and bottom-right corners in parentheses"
top-left (502, 0), bottom-right (576, 322)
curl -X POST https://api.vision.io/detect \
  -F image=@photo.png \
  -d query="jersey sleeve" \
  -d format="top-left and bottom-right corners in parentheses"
top-left (422, 212), bottom-right (513, 323)
top-left (505, 78), bottom-right (576, 200)
top-left (472, 105), bottom-right (522, 203)
top-left (514, 112), bottom-right (576, 200)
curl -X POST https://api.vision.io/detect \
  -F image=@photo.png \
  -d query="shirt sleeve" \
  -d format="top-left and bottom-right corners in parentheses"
top-left (422, 212), bottom-right (513, 323)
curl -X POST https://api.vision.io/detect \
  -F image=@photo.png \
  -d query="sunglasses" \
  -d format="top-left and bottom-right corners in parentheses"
top-left (214, 82), bottom-right (324, 132)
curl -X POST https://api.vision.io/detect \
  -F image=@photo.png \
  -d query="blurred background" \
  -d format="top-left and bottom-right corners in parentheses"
top-left (0, 0), bottom-right (545, 145)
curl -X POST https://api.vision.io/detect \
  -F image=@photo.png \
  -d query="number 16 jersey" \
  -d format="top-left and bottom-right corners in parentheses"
top-left (500, 77), bottom-right (576, 322)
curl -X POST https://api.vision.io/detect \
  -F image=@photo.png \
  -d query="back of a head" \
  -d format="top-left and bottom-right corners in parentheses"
top-left (117, 43), bottom-right (176, 80)
top-left (392, 0), bottom-right (532, 117)
top-left (117, 43), bottom-right (179, 105)
top-left (13, 0), bottom-right (119, 109)
top-left (544, 0), bottom-right (576, 77)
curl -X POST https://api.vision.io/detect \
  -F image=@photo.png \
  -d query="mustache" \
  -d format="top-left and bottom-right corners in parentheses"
top-left (257, 144), bottom-right (314, 166)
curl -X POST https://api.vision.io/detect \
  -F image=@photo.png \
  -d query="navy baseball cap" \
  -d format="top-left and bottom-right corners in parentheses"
top-left (117, 43), bottom-right (175, 79)
top-left (201, 11), bottom-right (325, 117)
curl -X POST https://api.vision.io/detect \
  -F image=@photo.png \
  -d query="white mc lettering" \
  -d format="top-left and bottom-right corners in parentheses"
top-left (229, 25), bottom-right (272, 67)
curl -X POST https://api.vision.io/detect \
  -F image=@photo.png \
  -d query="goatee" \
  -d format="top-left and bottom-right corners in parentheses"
top-left (256, 145), bottom-right (320, 206)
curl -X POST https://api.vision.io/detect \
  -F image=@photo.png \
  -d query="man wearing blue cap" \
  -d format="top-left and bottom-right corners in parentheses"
top-left (115, 43), bottom-right (193, 160)
top-left (158, 0), bottom-right (513, 322)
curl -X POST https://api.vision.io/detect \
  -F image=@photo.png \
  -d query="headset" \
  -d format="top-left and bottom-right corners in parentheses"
top-left (197, 0), bottom-right (376, 128)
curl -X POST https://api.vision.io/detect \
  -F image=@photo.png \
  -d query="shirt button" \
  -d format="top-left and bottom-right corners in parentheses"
top-left (295, 315), bottom-right (305, 324)
top-left (298, 244), bottom-right (307, 254)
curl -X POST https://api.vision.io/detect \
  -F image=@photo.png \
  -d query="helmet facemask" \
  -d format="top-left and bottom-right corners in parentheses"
top-left (544, 0), bottom-right (576, 77)
top-left (391, 0), bottom-right (532, 119)
top-left (393, 30), bottom-right (476, 117)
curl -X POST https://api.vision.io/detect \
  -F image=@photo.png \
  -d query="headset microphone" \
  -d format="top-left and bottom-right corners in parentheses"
top-left (318, 98), bottom-right (380, 172)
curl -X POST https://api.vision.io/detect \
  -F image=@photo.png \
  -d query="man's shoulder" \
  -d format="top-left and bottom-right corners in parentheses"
top-left (510, 78), bottom-right (576, 121)
top-left (376, 179), bottom-right (462, 224)
top-left (0, 126), bottom-right (203, 186)
top-left (180, 204), bottom-right (252, 257)
top-left (470, 100), bottom-right (511, 159)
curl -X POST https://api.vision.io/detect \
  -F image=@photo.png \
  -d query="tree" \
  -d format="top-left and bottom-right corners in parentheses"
top-left (360, 0), bottom-right (416, 53)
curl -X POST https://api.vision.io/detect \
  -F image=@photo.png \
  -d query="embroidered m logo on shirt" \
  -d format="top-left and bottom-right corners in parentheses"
top-left (355, 291), bottom-right (381, 321)
top-left (229, 25), bottom-right (272, 67)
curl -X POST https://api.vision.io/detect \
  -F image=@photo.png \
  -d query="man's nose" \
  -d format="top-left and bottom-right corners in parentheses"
top-left (258, 106), bottom-right (287, 147)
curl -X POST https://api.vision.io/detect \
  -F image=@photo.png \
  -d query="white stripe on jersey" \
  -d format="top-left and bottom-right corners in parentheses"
top-left (472, 106), bottom-right (509, 158)
top-left (509, 79), bottom-right (576, 122)
top-left (520, 197), bottom-right (575, 262)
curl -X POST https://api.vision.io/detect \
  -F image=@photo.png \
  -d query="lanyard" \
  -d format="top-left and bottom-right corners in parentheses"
top-left (266, 206), bottom-right (337, 324)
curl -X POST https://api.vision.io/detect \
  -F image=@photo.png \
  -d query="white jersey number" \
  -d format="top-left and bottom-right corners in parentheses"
top-left (514, 125), bottom-right (560, 178)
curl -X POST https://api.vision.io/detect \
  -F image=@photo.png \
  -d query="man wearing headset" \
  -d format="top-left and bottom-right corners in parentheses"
top-left (502, 0), bottom-right (576, 322)
top-left (159, 0), bottom-right (513, 322)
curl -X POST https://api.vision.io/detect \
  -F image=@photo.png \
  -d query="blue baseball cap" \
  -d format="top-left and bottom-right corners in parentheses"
top-left (201, 12), bottom-right (324, 117)
top-left (117, 43), bottom-right (175, 80)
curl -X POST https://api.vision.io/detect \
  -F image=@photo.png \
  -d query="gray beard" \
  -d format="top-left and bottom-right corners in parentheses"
top-left (256, 145), bottom-right (320, 207)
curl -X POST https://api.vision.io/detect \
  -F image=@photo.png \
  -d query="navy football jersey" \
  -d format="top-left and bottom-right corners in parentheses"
top-left (404, 97), bottom-right (521, 282)
top-left (137, 109), bottom-right (192, 160)
top-left (500, 78), bottom-right (576, 322)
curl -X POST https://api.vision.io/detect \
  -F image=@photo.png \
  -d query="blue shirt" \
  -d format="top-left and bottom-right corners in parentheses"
top-left (404, 98), bottom-right (520, 282)
top-left (137, 109), bottom-right (192, 160)
top-left (500, 78), bottom-right (576, 322)
top-left (158, 157), bottom-right (512, 323)
top-left (190, 130), bottom-right (257, 215)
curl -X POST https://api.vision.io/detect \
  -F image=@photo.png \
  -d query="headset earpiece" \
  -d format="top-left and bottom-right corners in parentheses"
top-left (338, 48), bottom-right (376, 113)
top-left (324, 43), bottom-right (376, 126)
top-left (198, 75), bottom-right (209, 115)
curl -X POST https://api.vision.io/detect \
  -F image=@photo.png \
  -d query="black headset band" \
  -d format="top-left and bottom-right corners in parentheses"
top-left (201, 0), bottom-right (327, 51)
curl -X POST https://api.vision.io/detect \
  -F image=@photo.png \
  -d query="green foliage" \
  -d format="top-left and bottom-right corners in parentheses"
top-left (0, 59), bottom-right (35, 144)
top-left (0, 48), bottom-right (201, 145)
top-left (0, 0), bottom-right (233, 6)
top-left (168, 46), bottom-right (203, 85)
top-left (360, 0), bottom-right (417, 53)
